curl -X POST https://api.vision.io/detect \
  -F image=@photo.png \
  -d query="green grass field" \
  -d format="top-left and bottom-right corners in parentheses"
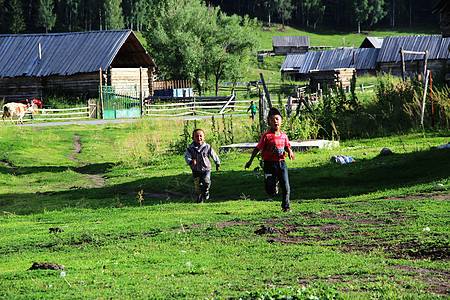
top-left (0, 118), bottom-right (448, 299)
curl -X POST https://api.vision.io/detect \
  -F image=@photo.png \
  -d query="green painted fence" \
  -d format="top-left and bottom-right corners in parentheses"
top-left (100, 86), bottom-right (141, 119)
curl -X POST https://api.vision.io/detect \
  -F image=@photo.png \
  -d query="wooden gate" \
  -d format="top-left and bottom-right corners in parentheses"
top-left (100, 86), bottom-right (141, 119)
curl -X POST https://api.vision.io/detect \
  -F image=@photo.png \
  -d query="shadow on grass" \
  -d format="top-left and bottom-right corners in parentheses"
top-left (0, 162), bottom-right (116, 176)
top-left (0, 148), bottom-right (448, 215)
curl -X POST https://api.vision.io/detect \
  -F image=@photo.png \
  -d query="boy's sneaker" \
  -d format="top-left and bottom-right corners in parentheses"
top-left (282, 208), bottom-right (292, 212)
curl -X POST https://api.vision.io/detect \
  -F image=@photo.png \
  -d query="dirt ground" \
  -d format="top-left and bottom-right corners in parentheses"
top-left (177, 193), bottom-right (450, 295)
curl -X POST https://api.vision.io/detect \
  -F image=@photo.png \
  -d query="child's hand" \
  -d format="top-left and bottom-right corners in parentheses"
top-left (244, 161), bottom-right (252, 169)
top-left (191, 159), bottom-right (197, 166)
top-left (287, 148), bottom-right (295, 160)
top-left (216, 165), bottom-right (220, 171)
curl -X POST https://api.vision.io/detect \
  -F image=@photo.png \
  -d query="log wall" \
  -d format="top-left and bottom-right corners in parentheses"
top-left (309, 68), bottom-right (356, 90)
top-left (108, 67), bottom-right (152, 97)
top-left (379, 59), bottom-right (449, 77)
top-left (0, 67), bottom-right (154, 103)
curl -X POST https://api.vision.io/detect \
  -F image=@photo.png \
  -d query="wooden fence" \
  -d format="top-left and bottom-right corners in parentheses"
top-left (144, 95), bottom-right (253, 117)
top-left (1, 99), bottom-right (97, 123)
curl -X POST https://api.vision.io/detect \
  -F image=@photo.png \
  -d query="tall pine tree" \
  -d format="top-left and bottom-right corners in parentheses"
top-left (104, 0), bottom-right (125, 30)
top-left (8, 0), bottom-right (26, 33)
top-left (36, 0), bottom-right (56, 33)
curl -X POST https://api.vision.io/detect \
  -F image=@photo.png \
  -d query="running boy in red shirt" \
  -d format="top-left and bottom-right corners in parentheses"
top-left (245, 107), bottom-right (295, 212)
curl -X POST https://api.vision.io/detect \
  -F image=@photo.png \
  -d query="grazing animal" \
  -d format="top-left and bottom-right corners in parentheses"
top-left (2, 102), bottom-right (35, 124)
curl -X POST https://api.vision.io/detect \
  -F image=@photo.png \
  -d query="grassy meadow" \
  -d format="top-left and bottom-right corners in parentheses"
top-left (0, 117), bottom-right (449, 299)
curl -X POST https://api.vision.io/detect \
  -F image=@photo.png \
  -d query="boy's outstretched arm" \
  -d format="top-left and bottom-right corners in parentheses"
top-left (285, 146), bottom-right (295, 160)
top-left (245, 148), bottom-right (260, 169)
top-left (210, 147), bottom-right (220, 171)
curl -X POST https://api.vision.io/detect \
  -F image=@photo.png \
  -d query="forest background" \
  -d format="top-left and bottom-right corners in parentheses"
top-left (0, 0), bottom-right (441, 36)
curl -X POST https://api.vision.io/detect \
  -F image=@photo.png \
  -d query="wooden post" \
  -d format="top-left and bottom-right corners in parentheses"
top-left (99, 68), bottom-right (104, 119)
top-left (286, 96), bottom-right (292, 118)
top-left (139, 67), bottom-right (144, 116)
top-left (430, 71), bottom-right (434, 127)
top-left (259, 73), bottom-right (272, 108)
top-left (423, 50), bottom-right (428, 83)
top-left (400, 47), bottom-right (406, 81)
top-left (420, 70), bottom-right (430, 125)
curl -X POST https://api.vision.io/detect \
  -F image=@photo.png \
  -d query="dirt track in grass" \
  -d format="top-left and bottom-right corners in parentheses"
top-left (68, 134), bottom-right (106, 187)
top-left (176, 192), bottom-right (450, 295)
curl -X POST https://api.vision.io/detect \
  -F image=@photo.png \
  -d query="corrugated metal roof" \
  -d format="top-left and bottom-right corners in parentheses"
top-left (0, 30), bottom-right (155, 78)
top-left (279, 53), bottom-right (306, 71)
top-left (298, 51), bottom-right (322, 73)
top-left (281, 48), bottom-right (379, 73)
top-left (273, 36), bottom-right (310, 47)
top-left (377, 35), bottom-right (450, 63)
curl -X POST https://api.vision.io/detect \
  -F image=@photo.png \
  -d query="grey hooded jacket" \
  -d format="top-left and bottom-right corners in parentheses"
top-left (185, 142), bottom-right (220, 172)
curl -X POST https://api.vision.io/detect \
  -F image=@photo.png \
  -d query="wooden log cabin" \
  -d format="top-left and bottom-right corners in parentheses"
top-left (376, 35), bottom-right (449, 77)
top-left (0, 30), bottom-right (156, 103)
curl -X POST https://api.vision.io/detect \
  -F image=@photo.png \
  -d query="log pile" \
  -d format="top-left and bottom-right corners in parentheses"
top-left (309, 68), bottom-right (356, 90)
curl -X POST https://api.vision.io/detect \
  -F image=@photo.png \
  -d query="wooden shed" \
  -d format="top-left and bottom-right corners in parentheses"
top-left (281, 48), bottom-right (379, 81)
top-left (273, 36), bottom-right (310, 55)
top-left (0, 30), bottom-right (156, 103)
top-left (377, 35), bottom-right (449, 77)
top-left (309, 68), bottom-right (356, 91)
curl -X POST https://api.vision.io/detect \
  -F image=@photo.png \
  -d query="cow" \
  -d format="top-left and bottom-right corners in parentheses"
top-left (2, 102), bottom-right (36, 125)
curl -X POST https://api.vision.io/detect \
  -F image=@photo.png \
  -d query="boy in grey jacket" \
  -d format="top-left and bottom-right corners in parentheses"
top-left (185, 129), bottom-right (220, 203)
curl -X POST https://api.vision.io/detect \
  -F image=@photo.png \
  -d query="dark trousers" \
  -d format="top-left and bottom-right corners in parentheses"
top-left (263, 160), bottom-right (290, 209)
top-left (192, 170), bottom-right (211, 203)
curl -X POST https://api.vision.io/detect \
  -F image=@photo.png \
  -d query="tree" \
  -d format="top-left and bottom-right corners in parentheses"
top-left (104, 0), bottom-right (124, 30)
top-left (353, 0), bottom-right (372, 33)
top-left (274, 0), bottom-right (294, 29)
top-left (301, 0), bottom-right (326, 29)
top-left (8, 0), bottom-right (26, 33)
top-left (144, 0), bottom-right (258, 95)
top-left (36, 0), bottom-right (56, 33)
top-left (133, 0), bottom-right (152, 31)
top-left (368, 0), bottom-right (387, 27)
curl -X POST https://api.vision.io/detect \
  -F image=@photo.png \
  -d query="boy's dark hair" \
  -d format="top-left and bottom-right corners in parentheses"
top-left (192, 128), bottom-right (204, 137)
top-left (267, 107), bottom-right (282, 121)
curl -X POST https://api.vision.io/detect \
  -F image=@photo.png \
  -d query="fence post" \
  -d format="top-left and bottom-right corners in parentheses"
top-left (99, 68), bottom-right (104, 119)
top-left (400, 47), bottom-right (406, 82)
top-left (140, 67), bottom-right (144, 116)
top-left (286, 96), bottom-right (292, 118)
top-left (420, 70), bottom-right (430, 125)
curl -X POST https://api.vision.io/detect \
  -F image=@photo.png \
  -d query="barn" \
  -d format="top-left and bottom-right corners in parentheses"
top-left (0, 30), bottom-right (156, 103)
top-left (273, 36), bottom-right (310, 55)
top-left (280, 48), bottom-right (379, 81)
top-left (376, 35), bottom-right (450, 77)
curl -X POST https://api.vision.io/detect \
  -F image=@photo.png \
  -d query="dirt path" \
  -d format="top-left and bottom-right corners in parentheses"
top-left (67, 134), bottom-right (106, 187)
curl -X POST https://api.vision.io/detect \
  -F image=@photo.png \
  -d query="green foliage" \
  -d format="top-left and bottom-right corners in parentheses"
top-left (8, 0), bottom-right (25, 33)
top-left (42, 89), bottom-right (89, 107)
top-left (283, 114), bottom-right (320, 141)
top-left (104, 0), bottom-right (125, 30)
top-left (36, 0), bottom-right (56, 33)
top-left (314, 84), bottom-right (362, 140)
top-left (373, 74), bottom-right (423, 132)
top-left (169, 119), bottom-right (197, 155)
top-left (144, 0), bottom-right (259, 95)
